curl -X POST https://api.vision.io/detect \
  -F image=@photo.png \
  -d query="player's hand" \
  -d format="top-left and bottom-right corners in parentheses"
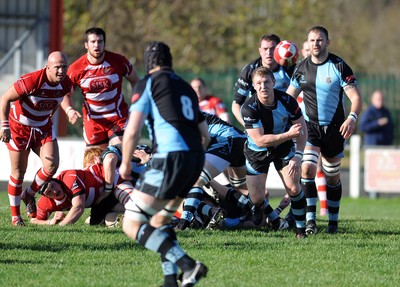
top-left (54, 211), bottom-right (66, 221)
top-left (133, 149), bottom-right (152, 166)
top-left (287, 123), bottom-right (303, 139)
top-left (0, 127), bottom-right (11, 143)
top-left (340, 118), bottom-right (356, 139)
top-left (378, 117), bottom-right (389, 126)
top-left (66, 109), bottom-right (82, 125)
top-left (47, 212), bottom-right (66, 225)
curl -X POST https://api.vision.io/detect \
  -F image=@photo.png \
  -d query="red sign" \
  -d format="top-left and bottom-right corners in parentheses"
top-left (365, 149), bottom-right (400, 192)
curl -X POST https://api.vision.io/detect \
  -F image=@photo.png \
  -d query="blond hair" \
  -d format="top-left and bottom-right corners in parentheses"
top-left (83, 146), bottom-right (104, 167)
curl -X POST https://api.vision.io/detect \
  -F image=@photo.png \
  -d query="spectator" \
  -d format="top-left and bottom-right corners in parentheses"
top-left (359, 90), bottom-right (394, 146)
top-left (190, 78), bottom-right (231, 123)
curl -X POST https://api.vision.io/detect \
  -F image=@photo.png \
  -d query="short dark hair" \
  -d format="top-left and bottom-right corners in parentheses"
top-left (191, 77), bottom-right (206, 86)
top-left (84, 27), bottom-right (106, 43)
top-left (258, 34), bottom-right (281, 47)
top-left (308, 26), bottom-right (329, 40)
top-left (144, 41), bottom-right (173, 73)
top-left (38, 178), bottom-right (63, 195)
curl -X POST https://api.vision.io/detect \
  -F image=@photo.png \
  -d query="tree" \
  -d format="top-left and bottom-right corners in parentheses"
top-left (63, 0), bottom-right (400, 74)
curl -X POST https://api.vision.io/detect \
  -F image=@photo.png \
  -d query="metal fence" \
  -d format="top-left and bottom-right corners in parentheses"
top-left (0, 22), bottom-right (43, 79)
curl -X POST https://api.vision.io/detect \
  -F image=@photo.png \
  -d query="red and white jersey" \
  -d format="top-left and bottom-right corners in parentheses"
top-left (67, 50), bottom-right (133, 121)
top-left (199, 95), bottom-right (228, 118)
top-left (36, 164), bottom-right (105, 220)
top-left (10, 68), bottom-right (72, 127)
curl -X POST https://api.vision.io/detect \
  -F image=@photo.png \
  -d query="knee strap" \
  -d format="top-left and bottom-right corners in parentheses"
top-left (322, 159), bottom-right (341, 177)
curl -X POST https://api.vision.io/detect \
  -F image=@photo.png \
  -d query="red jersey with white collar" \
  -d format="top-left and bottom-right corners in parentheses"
top-left (199, 95), bottom-right (228, 118)
top-left (10, 68), bottom-right (72, 127)
top-left (67, 50), bottom-right (133, 121)
top-left (36, 164), bottom-right (105, 220)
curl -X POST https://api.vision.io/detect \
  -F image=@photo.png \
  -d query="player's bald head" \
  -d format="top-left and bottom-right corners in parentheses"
top-left (46, 51), bottom-right (69, 83)
top-left (47, 51), bottom-right (68, 64)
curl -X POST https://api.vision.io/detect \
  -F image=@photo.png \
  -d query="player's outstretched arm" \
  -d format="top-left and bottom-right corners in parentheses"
top-left (58, 195), bottom-right (85, 226)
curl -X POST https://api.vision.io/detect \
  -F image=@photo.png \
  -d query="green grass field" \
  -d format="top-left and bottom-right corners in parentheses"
top-left (1, 191), bottom-right (400, 287)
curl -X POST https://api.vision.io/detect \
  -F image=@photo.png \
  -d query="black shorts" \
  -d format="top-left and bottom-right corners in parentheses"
top-left (90, 195), bottom-right (119, 225)
top-left (135, 151), bottom-right (204, 200)
top-left (206, 136), bottom-right (246, 167)
top-left (244, 140), bottom-right (294, 175)
top-left (306, 121), bottom-right (345, 158)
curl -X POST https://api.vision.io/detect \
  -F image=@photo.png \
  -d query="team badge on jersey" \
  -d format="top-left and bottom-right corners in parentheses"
top-left (326, 77), bottom-right (331, 84)
top-left (70, 179), bottom-right (79, 191)
top-left (103, 67), bottom-right (111, 75)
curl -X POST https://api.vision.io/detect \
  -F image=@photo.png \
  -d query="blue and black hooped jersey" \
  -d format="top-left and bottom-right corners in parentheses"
top-left (202, 112), bottom-right (246, 152)
top-left (233, 57), bottom-right (295, 105)
top-left (130, 68), bottom-right (204, 153)
top-left (241, 89), bottom-right (302, 152)
top-left (290, 53), bottom-right (357, 126)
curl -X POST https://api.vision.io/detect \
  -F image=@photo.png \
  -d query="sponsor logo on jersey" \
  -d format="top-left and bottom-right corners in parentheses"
top-left (237, 78), bottom-right (248, 87)
top-left (71, 180), bottom-right (79, 191)
top-left (34, 99), bottom-right (59, 110)
top-left (89, 78), bottom-right (111, 92)
top-left (243, 116), bottom-right (256, 122)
